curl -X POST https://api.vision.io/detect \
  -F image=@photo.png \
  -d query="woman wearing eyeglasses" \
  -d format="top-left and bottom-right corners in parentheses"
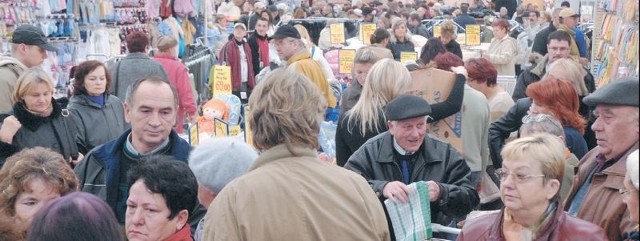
top-left (624, 150), bottom-right (639, 241)
top-left (457, 134), bottom-right (607, 240)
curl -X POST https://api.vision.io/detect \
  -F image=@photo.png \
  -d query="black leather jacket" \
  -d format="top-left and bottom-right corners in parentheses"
top-left (488, 97), bottom-right (531, 168)
top-left (345, 132), bottom-right (479, 222)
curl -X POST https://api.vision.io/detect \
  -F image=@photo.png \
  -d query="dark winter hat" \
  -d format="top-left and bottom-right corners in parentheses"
top-left (11, 25), bottom-right (57, 51)
top-left (583, 77), bottom-right (639, 107)
top-left (269, 24), bottom-right (300, 39)
top-left (385, 95), bottom-right (432, 121)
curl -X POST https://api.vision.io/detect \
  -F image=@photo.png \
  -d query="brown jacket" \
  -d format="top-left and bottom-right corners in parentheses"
top-left (564, 143), bottom-right (639, 241)
top-left (458, 204), bottom-right (608, 241)
top-left (203, 144), bottom-right (390, 241)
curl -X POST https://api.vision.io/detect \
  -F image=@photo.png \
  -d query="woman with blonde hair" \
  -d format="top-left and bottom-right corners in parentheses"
top-left (206, 14), bottom-right (229, 54)
top-left (0, 68), bottom-right (81, 166)
top-left (440, 21), bottom-right (463, 59)
top-left (386, 19), bottom-right (415, 61)
top-left (336, 59), bottom-right (411, 166)
top-left (340, 46), bottom-right (380, 115)
top-left (153, 35), bottom-right (197, 134)
top-left (293, 24), bottom-right (336, 81)
top-left (0, 147), bottom-right (79, 239)
top-left (458, 134), bottom-right (607, 240)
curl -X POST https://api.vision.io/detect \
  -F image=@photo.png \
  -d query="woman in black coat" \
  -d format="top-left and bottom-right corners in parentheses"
top-left (0, 68), bottom-right (80, 167)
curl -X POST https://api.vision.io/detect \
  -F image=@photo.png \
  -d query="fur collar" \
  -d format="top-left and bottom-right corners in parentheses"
top-left (13, 98), bottom-right (63, 131)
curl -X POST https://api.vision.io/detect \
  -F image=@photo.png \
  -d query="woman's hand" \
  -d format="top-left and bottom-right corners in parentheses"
top-left (451, 66), bottom-right (468, 79)
top-left (0, 116), bottom-right (22, 144)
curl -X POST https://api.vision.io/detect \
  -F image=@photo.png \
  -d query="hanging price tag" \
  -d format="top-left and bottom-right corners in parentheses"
top-left (210, 65), bottom-right (232, 96)
top-left (400, 51), bottom-right (418, 64)
top-left (433, 25), bottom-right (442, 38)
top-left (360, 23), bottom-right (377, 45)
top-left (330, 23), bottom-right (346, 44)
top-left (465, 24), bottom-right (481, 46)
top-left (339, 49), bottom-right (356, 74)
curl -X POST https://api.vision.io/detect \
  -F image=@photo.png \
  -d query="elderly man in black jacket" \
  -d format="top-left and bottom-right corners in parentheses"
top-left (345, 95), bottom-right (479, 240)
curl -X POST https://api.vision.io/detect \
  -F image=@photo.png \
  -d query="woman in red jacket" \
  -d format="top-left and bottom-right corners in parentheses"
top-left (153, 36), bottom-right (197, 134)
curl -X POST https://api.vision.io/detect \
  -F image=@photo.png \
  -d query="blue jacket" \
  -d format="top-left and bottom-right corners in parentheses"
top-left (75, 129), bottom-right (191, 212)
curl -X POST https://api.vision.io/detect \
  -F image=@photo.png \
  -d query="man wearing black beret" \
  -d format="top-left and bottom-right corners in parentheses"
top-left (345, 95), bottom-right (479, 240)
top-left (564, 77), bottom-right (639, 241)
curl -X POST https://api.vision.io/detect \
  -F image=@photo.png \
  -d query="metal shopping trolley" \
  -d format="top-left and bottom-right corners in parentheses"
top-left (497, 75), bottom-right (517, 96)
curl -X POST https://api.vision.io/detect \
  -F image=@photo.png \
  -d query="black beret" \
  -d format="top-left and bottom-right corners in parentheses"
top-left (583, 77), bottom-right (639, 107)
top-left (384, 95), bottom-right (432, 121)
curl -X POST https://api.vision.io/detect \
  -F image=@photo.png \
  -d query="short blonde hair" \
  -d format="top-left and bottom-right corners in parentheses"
top-left (501, 133), bottom-right (566, 201)
top-left (440, 21), bottom-right (457, 39)
top-left (547, 58), bottom-right (589, 96)
top-left (156, 35), bottom-right (178, 52)
top-left (11, 68), bottom-right (54, 104)
top-left (248, 68), bottom-right (326, 153)
top-left (293, 24), bottom-right (312, 49)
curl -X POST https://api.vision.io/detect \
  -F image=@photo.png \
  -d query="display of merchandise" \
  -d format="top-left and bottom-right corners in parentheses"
top-left (591, 0), bottom-right (639, 86)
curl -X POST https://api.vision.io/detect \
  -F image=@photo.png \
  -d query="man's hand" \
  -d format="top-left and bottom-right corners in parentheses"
top-left (383, 181), bottom-right (411, 203)
top-left (426, 181), bottom-right (441, 202)
top-left (0, 116), bottom-right (22, 144)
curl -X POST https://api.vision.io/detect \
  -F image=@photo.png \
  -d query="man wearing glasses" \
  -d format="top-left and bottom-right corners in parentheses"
top-left (564, 78), bottom-right (639, 241)
top-left (345, 95), bottom-right (479, 240)
top-left (0, 24), bottom-right (57, 113)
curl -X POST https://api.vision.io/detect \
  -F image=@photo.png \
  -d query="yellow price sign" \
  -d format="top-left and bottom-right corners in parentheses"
top-left (360, 23), bottom-right (377, 45)
top-left (214, 118), bottom-right (228, 137)
top-left (465, 24), bottom-right (481, 46)
top-left (244, 105), bottom-right (253, 145)
top-left (229, 125), bottom-right (242, 136)
top-left (330, 23), bottom-right (346, 44)
top-left (338, 49), bottom-right (356, 74)
top-left (400, 51), bottom-right (418, 64)
top-left (433, 25), bottom-right (441, 38)
top-left (189, 123), bottom-right (199, 145)
top-left (210, 65), bottom-right (232, 96)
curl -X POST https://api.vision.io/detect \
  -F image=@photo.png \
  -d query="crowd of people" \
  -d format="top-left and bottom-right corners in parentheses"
top-left (0, 0), bottom-right (638, 240)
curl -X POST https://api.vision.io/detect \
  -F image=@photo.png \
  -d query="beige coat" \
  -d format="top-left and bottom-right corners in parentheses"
top-left (486, 35), bottom-right (518, 77)
top-left (203, 144), bottom-right (390, 241)
top-left (0, 56), bottom-right (26, 113)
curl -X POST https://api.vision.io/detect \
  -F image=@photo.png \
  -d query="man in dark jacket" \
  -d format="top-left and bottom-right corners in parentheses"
top-left (247, 17), bottom-right (270, 77)
top-left (345, 95), bottom-right (479, 240)
top-left (512, 30), bottom-right (573, 101)
top-left (492, 31), bottom-right (595, 167)
top-left (408, 13), bottom-right (429, 38)
top-left (531, 7), bottom-right (562, 56)
top-left (453, 3), bottom-right (477, 29)
top-left (74, 77), bottom-right (204, 233)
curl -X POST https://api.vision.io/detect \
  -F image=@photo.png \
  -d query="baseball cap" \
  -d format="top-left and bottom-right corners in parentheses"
top-left (269, 24), bottom-right (300, 39)
top-left (234, 23), bottom-right (247, 30)
top-left (559, 8), bottom-right (579, 18)
top-left (11, 25), bottom-right (57, 51)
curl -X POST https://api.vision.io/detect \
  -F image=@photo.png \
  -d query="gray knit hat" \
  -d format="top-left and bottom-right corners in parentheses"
top-left (188, 137), bottom-right (258, 193)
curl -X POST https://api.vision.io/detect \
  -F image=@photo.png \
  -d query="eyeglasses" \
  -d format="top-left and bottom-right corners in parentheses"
top-left (495, 168), bottom-right (545, 183)
top-left (522, 114), bottom-right (559, 124)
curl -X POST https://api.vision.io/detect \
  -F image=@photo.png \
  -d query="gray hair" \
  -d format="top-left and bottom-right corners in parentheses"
top-left (520, 114), bottom-right (565, 139)
top-left (124, 76), bottom-right (178, 107)
top-left (188, 137), bottom-right (258, 193)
